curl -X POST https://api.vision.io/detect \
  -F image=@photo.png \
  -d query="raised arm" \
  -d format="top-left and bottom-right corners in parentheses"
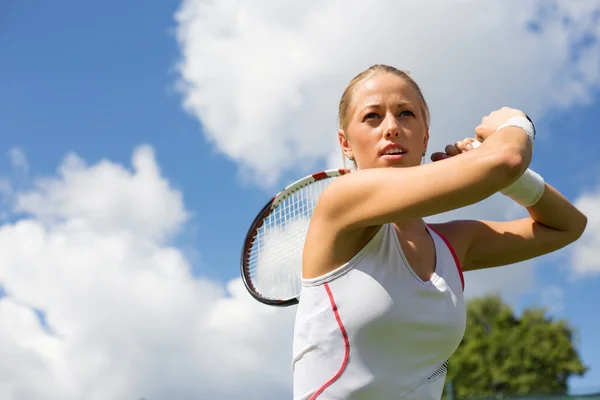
top-left (315, 125), bottom-right (531, 231)
top-left (436, 185), bottom-right (587, 271)
top-left (428, 118), bottom-right (587, 271)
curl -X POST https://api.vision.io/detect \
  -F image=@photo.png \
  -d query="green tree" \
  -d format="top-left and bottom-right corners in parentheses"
top-left (445, 295), bottom-right (587, 398)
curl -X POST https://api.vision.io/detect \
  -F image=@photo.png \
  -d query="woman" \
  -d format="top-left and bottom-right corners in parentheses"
top-left (292, 64), bottom-right (587, 400)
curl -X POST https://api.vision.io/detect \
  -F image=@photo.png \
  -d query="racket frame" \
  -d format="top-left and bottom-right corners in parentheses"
top-left (240, 168), bottom-right (351, 306)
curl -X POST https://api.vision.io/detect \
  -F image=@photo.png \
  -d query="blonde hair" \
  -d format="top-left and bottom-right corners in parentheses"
top-left (338, 64), bottom-right (430, 168)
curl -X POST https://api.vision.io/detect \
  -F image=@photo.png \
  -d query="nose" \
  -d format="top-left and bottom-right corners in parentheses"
top-left (383, 114), bottom-right (400, 138)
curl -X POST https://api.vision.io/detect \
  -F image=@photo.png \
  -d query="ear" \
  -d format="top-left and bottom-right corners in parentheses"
top-left (338, 129), bottom-right (353, 159)
top-left (422, 128), bottom-right (430, 154)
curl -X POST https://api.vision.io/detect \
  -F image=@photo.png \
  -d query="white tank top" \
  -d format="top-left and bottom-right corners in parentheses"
top-left (292, 223), bottom-right (466, 400)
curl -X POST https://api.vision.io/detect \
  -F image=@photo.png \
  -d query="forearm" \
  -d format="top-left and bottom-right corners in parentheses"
top-left (454, 184), bottom-right (587, 272)
top-left (480, 126), bottom-right (532, 175)
top-left (470, 125), bottom-right (533, 188)
top-left (525, 183), bottom-right (587, 236)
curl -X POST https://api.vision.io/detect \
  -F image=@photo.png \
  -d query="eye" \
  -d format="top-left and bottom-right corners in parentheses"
top-left (398, 110), bottom-right (415, 117)
top-left (363, 112), bottom-right (380, 121)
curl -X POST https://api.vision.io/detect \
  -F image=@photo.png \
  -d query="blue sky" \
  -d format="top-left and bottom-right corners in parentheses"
top-left (1, 1), bottom-right (599, 398)
top-left (0, 0), bottom-right (255, 278)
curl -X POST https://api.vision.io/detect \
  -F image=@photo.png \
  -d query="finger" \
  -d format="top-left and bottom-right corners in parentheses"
top-left (462, 137), bottom-right (477, 151)
top-left (444, 144), bottom-right (460, 157)
top-left (454, 140), bottom-right (469, 153)
top-left (468, 138), bottom-right (483, 149)
top-left (474, 125), bottom-right (492, 142)
top-left (430, 152), bottom-right (449, 162)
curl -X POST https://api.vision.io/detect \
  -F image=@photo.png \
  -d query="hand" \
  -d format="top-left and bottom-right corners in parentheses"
top-left (430, 137), bottom-right (479, 162)
top-left (475, 106), bottom-right (527, 142)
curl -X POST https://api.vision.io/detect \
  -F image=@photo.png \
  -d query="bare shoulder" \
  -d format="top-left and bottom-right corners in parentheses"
top-left (429, 218), bottom-right (524, 272)
top-left (302, 217), bottom-right (379, 280)
top-left (427, 220), bottom-right (480, 267)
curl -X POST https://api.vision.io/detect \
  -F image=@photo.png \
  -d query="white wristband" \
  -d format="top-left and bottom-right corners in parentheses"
top-left (500, 168), bottom-right (545, 207)
top-left (496, 115), bottom-right (541, 206)
top-left (469, 140), bottom-right (545, 207)
top-left (497, 116), bottom-right (535, 146)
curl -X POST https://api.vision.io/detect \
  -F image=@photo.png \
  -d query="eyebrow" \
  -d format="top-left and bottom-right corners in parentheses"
top-left (361, 101), bottom-right (412, 111)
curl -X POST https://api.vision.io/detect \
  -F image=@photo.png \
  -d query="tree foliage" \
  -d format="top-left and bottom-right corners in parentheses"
top-left (445, 295), bottom-right (587, 397)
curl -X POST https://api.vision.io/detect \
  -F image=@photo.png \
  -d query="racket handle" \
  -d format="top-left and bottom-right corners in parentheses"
top-left (471, 140), bottom-right (482, 149)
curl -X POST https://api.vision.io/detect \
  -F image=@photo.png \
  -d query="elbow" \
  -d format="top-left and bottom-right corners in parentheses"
top-left (570, 212), bottom-right (588, 241)
top-left (557, 211), bottom-right (588, 246)
top-left (558, 213), bottom-right (587, 249)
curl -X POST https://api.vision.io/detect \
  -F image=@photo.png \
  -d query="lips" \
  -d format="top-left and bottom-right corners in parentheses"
top-left (380, 143), bottom-right (408, 156)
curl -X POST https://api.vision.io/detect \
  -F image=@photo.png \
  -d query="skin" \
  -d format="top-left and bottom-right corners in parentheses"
top-left (302, 72), bottom-right (587, 281)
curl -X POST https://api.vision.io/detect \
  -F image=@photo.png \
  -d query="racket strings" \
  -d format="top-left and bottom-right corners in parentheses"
top-left (247, 178), bottom-right (332, 300)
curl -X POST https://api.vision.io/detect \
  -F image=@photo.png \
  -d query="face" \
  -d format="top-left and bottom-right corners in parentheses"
top-left (338, 73), bottom-right (429, 170)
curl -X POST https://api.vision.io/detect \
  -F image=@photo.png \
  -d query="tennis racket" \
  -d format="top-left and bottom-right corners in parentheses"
top-left (240, 169), bottom-right (351, 306)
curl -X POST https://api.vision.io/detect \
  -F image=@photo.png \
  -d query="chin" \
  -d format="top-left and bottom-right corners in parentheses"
top-left (388, 164), bottom-right (409, 168)
top-left (379, 158), bottom-right (415, 168)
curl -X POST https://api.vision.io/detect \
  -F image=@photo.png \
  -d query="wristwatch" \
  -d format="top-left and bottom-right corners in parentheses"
top-left (525, 114), bottom-right (536, 140)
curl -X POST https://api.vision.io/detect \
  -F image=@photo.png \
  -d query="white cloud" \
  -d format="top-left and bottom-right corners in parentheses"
top-left (1, 149), bottom-right (27, 212)
top-left (540, 285), bottom-right (565, 315)
top-left (0, 178), bottom-right (12, 202)
top-left (174, 0), bottom-right (600, 187)
top-left (570, 184), bottom-right (600, 277)
top-left (8, 148), bottom-right (28, 175)
top-left (0, 147), bottom-right (295, 400)
top-left (13, 146), bottom-right (188, 243)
